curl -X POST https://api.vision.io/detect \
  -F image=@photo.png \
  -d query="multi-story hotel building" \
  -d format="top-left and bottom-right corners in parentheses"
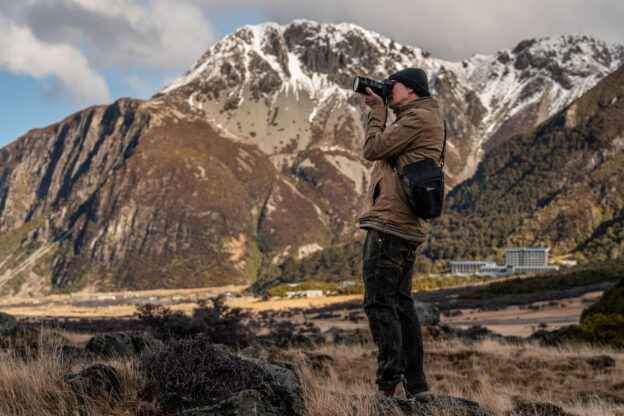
top-left (450, 247), bottom-right (558, 276)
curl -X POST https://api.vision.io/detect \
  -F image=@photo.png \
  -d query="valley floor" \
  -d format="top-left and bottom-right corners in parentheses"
top-left (0, 284), bottom-right (602, 337)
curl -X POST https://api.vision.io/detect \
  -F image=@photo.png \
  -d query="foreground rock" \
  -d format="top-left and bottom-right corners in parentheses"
top-left (0, 312), bottom-right (18, 336)
top-left (527, 325), bottom-right (579, 347)
top-left (64, 363), bottom-right (121, 397)
top-left (387, 394), bottom-right (492, 416)
top-left (413, 301), bottom-right (440, 326)
top-left (505, 399), bottom-right (578, 416)
top-left (139, 337), bottom-right (304, 415)
top-left (86, 330), bottom-right (160, 357)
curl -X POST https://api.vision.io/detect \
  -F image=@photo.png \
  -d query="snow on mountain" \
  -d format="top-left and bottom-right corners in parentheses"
top-left (154, 20), bottom-right (624, 187)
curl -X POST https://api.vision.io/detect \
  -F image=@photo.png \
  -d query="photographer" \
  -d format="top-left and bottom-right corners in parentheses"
top-left (355, 68), bottom-right (444, 399)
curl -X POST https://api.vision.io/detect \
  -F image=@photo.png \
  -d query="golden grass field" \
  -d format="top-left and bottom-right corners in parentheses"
top-left (0, 285), bottom-right (362, 317)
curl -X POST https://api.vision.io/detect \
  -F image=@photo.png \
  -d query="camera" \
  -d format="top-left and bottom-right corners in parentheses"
top-left (353, 76), bottom-right (394, 100)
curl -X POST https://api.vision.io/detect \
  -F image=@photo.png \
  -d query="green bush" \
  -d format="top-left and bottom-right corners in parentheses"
top-left (573, 313), bottom-right (624, 349)
top-left (580, 278), bottom-right (624, 321)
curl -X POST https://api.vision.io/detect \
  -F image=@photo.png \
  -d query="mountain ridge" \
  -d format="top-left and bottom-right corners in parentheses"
top-left (1, 20), bottom-right (623, 294)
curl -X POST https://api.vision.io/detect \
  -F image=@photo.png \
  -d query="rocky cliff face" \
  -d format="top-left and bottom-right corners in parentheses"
top-left (0, 100), bottom-right (330, 293)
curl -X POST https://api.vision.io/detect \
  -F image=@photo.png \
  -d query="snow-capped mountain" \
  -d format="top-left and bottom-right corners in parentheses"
top-left (155, 20), bottom-right (624, 184)
top-left (1, 20), bottom-right (623, 295)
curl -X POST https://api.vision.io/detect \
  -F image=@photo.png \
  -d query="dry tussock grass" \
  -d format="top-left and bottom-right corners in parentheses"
top-left (270, 338), bottom-right (624, 416)
top-left (0, 329), bottom-right (160, 416)
top-left (1, 327), bottom-right (623, 415)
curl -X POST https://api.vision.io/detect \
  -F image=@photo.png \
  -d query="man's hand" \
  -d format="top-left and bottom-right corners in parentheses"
top-left (362, 87), bottom-right (384, 108)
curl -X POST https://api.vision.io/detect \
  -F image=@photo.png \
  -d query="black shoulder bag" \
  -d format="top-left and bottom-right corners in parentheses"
top-left (388, 121), bottom-right (447, 219)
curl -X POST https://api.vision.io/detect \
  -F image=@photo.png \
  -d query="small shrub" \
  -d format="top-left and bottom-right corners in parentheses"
top-left (574, 313), bottom-right (624, 348)
top-left (138, 336), bottom-right (266, 410)
top-left (580, 277), bottom-right (624, 321)
top-left (134, 296), bottom-right (253, 346)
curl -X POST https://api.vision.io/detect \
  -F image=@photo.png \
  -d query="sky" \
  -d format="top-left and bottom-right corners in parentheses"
top-left (1, 0), bottom-right (623, 148)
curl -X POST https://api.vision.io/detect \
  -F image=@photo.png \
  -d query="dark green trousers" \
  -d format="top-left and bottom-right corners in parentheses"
top-left (362, 228), bottom-right (428, 393)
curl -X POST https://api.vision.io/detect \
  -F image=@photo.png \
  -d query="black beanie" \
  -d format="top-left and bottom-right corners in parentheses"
top-left (389, 68), bottom-right (430, 97)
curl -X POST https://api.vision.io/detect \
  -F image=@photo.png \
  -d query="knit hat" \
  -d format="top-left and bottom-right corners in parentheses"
top-left (389, 68), bottom-right (430, 97)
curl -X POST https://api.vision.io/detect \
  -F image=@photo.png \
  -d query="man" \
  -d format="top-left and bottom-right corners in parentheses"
top-left (356, 68), bottom-right (444, 399)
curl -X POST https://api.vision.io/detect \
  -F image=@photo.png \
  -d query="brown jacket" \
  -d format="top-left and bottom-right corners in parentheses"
top-left (356, 97), bottom-right (445, 241)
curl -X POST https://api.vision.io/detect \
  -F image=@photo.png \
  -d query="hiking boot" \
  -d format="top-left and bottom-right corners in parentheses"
top-left (374, 382), bottom-right (406, 400)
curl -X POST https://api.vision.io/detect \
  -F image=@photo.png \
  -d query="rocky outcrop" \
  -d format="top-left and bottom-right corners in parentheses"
top-left (85, 330), bottom-right (160, 358)
top-left (64, 363), bottom-right (122, 397)
top-left (139, 337), bottom-right (304, 415)
top-left (386, 394), bottom-right (492, 416)
top-left (0, 312), bottom-right (17, 336)
top-left (413, 300), bottom-right (440, 326)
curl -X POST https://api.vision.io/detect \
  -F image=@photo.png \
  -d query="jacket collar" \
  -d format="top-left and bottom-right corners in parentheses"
top-left (392, 96), bottom-right (435, 116)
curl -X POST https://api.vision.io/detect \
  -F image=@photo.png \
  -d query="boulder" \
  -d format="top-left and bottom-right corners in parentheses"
top-left (139, 338), bottom-right (303, 415)
top-left (250, 358), bottom-right (304, 416)
top-left (505, 399), bottom-right (577, 416)
top-left (413, 300), bottom-right (440, 326)
top-left (380, 394), bottom-right (492, 416)
top-left (0, 312), bottom-right (18, 336)
top-left (179, 390), bottom-right (273, 416)
top-left (527, 325), bottom-right (579, 347)
top-left (86, 330), bottom-right (160, 357)
top-left (64, 363), bottom-right (121, 397)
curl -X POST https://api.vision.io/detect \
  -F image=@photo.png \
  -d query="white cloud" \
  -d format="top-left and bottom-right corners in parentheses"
top-left (0, 0), bottom-right (216, 108)
top-left (193, 0), bottom-right (624, 60)
top-left (0, 16), bottom-right (111, 107)
top-left (17, 0), bottom-right (216, 69)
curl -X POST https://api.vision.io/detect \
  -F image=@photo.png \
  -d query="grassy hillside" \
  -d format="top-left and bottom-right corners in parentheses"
top-left (425, 64), bottom-right (624, 263)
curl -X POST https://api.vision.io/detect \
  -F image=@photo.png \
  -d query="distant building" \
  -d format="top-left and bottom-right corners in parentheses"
top-left (285, 290), bottom-right (323, 298)
top-left (450, 247), bottom-right (559, 277)
top-left (450, 260), bottom-right (496, 276)
top-left (506, 248), bottom-right (548, 267)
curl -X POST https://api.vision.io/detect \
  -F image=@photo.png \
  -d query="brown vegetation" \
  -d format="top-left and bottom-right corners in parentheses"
top-left (0, 322), bottom-right (623, 415)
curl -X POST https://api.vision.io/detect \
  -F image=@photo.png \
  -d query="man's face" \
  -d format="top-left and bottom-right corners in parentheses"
top-left (388, 81), bottom-right (416, 108)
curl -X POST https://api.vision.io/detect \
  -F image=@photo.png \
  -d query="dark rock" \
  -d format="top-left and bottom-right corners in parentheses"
top-left (413, 300), bottom-right (440, 326)
top-left (64, 363), bottom-right (121, 397)
top-left (239, 344), bottom-right (260, 358)
top-left (179, 390), bottom-right (274, 416)
top-left (0, 312), bottom-right (18, 336)
top-left (139, 338), bottom-right (303, 415)
top-left (85, 330), bottom-right (160, 357)
top-left (376, 394), bottom-right (492, 415)
top-left (250, 358), bottom-right (304, 416)
top-left (527, 325), bottom-right (579, 347)
top-left (456, 325), bottom-right (502, 343)
top-left (506, 399), bottom-right (577, 416)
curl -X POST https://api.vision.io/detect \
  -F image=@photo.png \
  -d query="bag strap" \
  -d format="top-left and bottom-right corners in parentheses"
top-left (388, 120), bottom-right (447, 174)
top-left (439, 120), bottom-right (447, 169)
